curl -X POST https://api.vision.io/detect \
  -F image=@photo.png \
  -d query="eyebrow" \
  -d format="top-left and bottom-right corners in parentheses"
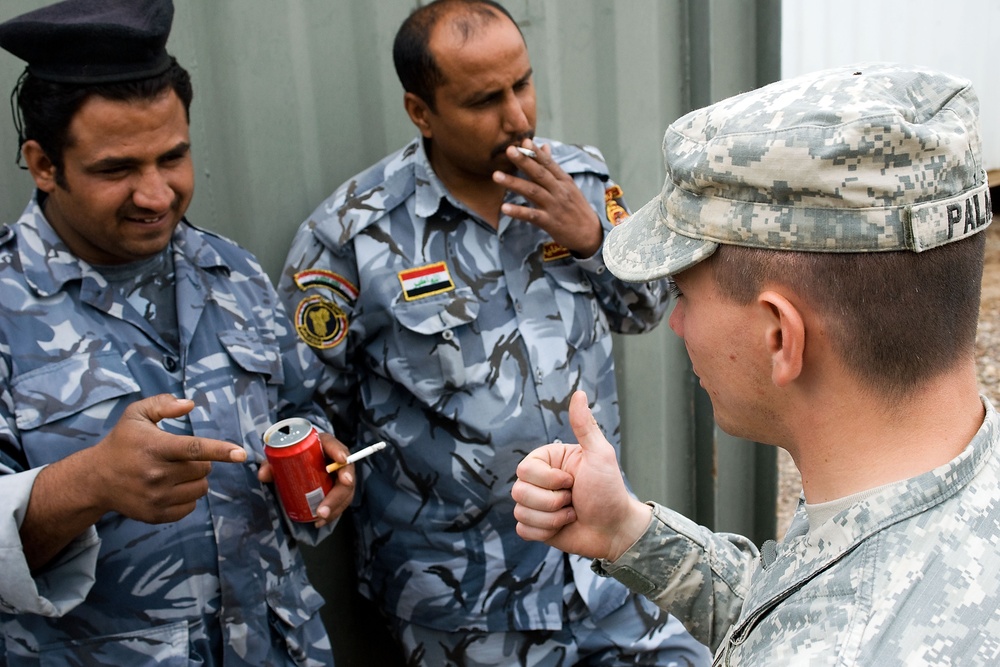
top-left (84, 140), bottom-right (191, 172)
top-left (462, 67), bottom-right (533, 107)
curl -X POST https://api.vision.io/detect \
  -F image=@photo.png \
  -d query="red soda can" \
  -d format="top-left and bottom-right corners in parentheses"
top-left (262, 418), bottom-right (333, 522)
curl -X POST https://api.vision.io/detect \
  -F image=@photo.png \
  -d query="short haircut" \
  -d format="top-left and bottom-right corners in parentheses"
top-left (709, 234), bottom-right (986, 399)
top-left (392, 0), bottom-right (521, 111)
top-left (15, 56), bottom-right (193, 186)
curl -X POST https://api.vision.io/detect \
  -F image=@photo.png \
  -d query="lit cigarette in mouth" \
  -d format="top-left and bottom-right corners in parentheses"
top-left (515, 146), bottom-right (537, 159)
top-left (326, 441), bottom-right (387, 473)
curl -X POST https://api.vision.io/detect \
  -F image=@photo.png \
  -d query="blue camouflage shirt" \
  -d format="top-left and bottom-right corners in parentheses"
top-left (279, 137), bottom-right (670, 631)
top-left (0, 198), bottom-right (335, 666)
top-left (598, 398), bottom-right (1000, 665)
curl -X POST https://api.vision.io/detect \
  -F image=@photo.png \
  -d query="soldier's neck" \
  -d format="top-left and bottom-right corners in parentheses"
top-left (428, 159), bottom-right (505, 228)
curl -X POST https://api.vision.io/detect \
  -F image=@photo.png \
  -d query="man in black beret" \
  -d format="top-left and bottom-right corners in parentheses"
top-left (0, 1), bottom-right (352, 664)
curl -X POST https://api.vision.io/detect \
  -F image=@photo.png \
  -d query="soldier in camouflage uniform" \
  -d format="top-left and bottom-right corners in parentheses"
top-left (279, 0), bottom-right (709, 665)
top-left (0, 1), bottom-right (355, 664)
top-left (512, 63), bottom-right (999, 665)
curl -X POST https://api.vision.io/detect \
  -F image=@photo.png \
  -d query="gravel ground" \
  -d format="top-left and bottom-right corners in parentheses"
top-left (775, 212), bottom-right (1000, 539)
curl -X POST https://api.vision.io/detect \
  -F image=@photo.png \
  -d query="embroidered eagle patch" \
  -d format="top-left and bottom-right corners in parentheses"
top-left (292, 269), bottom-right (358, 349)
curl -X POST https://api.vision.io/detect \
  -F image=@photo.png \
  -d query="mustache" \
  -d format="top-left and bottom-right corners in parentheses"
top-left (490, 133), bottom-right (535, 160)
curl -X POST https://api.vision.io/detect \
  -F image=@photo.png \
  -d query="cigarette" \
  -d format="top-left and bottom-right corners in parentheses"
top-left (515, 146), bottom-right (537, 159)
top-left (326, 441), bottom-right (387, 473)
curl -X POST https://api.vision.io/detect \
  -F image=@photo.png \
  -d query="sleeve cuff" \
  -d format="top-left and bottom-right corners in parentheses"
top-left (0, 468), bottom-right (100, 616)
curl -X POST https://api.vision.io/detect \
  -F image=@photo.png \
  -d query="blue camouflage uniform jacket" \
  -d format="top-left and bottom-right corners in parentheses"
top-left (279, 137), bottom-right (670, 631)
top-left (0, 198), bottom-right (335, 666)
top-left (598, 398), bottom-right (1000, 665)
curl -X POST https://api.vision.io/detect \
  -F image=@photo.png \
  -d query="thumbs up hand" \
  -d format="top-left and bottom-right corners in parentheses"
top-left (511, 390), bottom-right (653, 561)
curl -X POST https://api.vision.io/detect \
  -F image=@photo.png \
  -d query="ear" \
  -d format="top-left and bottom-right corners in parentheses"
top-left (403, 92), bottom-right (434, 139)
top-left (21, 140), bottom-right (59, 194)
top-left (758, 290), bottom-right (805, 388)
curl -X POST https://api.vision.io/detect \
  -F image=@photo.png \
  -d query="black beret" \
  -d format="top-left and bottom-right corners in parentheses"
top-left (0, 0), bottom-right (174, 84)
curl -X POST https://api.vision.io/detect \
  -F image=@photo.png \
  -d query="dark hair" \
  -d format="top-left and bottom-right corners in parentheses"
top-left (392, 0), bottom-right (521, 112)
top-left (14, 56), bottom-right (192, 184)
top-left (709, 234), bottom-right (986, 399)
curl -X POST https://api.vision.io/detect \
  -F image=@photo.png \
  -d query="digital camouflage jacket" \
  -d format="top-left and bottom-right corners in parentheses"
top-left (599, 399), bottom-right (1000, 666)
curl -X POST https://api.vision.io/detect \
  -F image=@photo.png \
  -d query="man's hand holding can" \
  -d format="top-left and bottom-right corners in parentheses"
top-left (260, 418), bottom-right (355, 526)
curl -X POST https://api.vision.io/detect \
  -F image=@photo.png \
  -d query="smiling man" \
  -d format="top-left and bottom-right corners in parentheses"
top-left (511, 63), bottom-right (999, 664)
top-left (23, 90), bottom-right (193, 266)
top-left (0, 0), bottom-right (354, 664)
top-left (278, 0), bottom-right (708, 664)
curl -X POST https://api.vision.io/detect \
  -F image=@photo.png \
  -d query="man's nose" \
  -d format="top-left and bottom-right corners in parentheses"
top-left (668, 302), bottom-right (684, 337)
top-left (132, 168), bottom-right (173, 211)
top-left (501, 91), bottom-right (531, 134)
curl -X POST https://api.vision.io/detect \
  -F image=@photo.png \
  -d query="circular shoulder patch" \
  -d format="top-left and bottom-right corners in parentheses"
top-left (294, 295), bottom-right (348, 349)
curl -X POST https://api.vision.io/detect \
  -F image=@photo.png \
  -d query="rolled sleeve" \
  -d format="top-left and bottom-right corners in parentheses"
top-left (0, 467), bottom-right (100, 617)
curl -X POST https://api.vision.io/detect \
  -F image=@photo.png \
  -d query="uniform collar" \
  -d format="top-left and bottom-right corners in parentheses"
top-left (410, 137), bottom-right (543, 221)
top-left (14, 193), bottom-right (227, 298)
top-left (745, 397), bottom-right (998, 618)
top-left (411, 138), bottom-right (457, 219)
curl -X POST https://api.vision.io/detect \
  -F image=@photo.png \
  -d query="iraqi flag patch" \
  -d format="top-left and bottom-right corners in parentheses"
top-left (399, 261), bottom-right (455, 301)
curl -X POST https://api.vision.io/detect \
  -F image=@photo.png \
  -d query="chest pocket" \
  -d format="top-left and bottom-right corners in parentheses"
top-left (389, 287), bottom-right (486, 403)
top-left (217, 329), bottom-right (285, 450)
top-left (543, 263), bottom-right (609, 350)
top-left (12, 350), bottom-right (141, 467)
top-left (218, 329), bottom-right (284, 384)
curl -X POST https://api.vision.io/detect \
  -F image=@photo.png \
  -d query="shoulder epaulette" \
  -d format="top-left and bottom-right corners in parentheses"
top-left (181, 219), bottom-right (247, 253)
top-left (546, 139), bottom-right (611, 181)
top-left (310, 142), bottom-right (420, 250)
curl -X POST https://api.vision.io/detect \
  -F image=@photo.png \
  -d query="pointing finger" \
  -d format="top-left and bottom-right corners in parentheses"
top-left (167, 436), bottom-right (247, 464)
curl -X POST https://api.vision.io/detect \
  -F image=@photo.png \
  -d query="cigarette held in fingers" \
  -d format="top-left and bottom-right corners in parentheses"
top-left (326, 441), bottom-right (387, 473)
top-left (515, 146), bottom-right (537, 159)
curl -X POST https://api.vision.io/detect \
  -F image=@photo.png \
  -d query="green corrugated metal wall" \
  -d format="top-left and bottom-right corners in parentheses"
top-left (0, 1), bottom-right (781, 663)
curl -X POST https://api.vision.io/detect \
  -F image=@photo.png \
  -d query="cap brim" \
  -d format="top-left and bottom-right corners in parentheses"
top-left (603, 193), bottom-right (718, 282)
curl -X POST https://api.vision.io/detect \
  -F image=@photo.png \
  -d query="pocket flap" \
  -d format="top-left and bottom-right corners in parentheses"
top-left (12, 350), bottom-right (139, 430)
top-left (36, 620), bottom-right (188, 666)
top-left (266, 566), bottom-right (325, 629)
top-left (218, 329), bottom-right (283, 382)
top-left (392, 287), bottom-right (480, 335)
top-left (544, 263), bottom-right (594, 294)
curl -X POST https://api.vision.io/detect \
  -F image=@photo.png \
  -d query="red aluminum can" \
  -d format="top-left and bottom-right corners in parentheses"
top-left (263, 418), bottom-right (333, 522)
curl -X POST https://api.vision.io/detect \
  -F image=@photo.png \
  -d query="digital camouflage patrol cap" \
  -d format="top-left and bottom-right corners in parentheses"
top-left (604, 63), bottom-right (992, 282)
top-left (0, 0), bottom-right (174, 84)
